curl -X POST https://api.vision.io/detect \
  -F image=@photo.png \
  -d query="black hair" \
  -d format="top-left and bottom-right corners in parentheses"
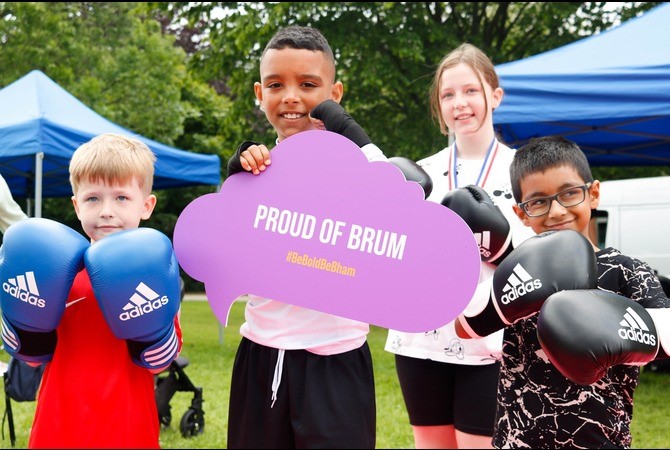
top-left (263, 25), bottom-right (336, 68)
top-left (510, 135), bottom-right (594, 203)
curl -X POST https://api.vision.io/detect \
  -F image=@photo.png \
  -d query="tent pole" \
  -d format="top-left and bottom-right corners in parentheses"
top-left (35, 152), bottom-right (43, 218)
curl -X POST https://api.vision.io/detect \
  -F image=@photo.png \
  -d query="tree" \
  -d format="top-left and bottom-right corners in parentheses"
top-left (1, 2), bottom-right (187, 142)
top-left (151, 2), bottom-right (660, 167)
top-left (0, 2), bottom-right (226, 237)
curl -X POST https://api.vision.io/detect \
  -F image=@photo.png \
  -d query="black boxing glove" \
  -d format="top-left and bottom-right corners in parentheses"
top-left (441, 185), bottom-right (511, 265)
top-left (310, 100), bottom-right (372, 147)
top-left (537, 289), bottom-right (670, 385)
top-left (456, 230), bottom-right (598, 339)
top-left (388, 156), bottom-right (433, 199)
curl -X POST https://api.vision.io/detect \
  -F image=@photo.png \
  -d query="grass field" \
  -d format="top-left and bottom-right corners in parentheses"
top-left (2, 299), bottom-right (670, 448)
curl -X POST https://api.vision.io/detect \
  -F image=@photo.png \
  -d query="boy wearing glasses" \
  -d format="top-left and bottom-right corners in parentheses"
top-left (484, 135), bottom-right (670, 448)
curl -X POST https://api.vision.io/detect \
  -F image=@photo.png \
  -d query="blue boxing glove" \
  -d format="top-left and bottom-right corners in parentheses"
top-left (85, 228), bottom-right (181, 371)
top-left (310, 99), bottom-right (372, 148)
top-left (0, 218), bottom-right (88, 363)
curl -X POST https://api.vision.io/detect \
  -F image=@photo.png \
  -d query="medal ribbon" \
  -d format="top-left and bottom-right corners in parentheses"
top-left (448, 137), bottom-right (499, 190)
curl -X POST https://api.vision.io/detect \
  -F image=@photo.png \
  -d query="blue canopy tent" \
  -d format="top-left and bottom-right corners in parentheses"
top-left (493, 3), bottom-right (670, 167)
top-left (0, 70), bottom-right (222, 216)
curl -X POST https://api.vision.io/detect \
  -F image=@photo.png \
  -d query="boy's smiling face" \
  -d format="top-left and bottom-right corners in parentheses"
top-left (255, 47), bottom-right (343, 142)
top-left (512, 165), bottom-right (600, 243)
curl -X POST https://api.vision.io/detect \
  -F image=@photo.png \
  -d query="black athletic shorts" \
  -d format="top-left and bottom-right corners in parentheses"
top-left (394, 354), bottom-right (500, 436)
top-left (228, 337), bottom-right (376, 449)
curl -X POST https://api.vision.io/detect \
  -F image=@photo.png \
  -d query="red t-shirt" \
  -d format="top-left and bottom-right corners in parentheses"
top-left (29, 269), bottom-right (183, 448)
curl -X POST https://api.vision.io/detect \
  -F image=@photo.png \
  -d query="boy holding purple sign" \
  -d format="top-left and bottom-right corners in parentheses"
top-left (225, 25), bottom-right (387, 449)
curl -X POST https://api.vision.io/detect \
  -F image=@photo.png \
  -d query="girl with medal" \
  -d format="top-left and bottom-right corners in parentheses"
top-left (385, 43), bottom-right (533, 449)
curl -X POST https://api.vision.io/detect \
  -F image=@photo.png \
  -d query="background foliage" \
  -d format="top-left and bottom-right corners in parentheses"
top-left (149, 1), bottom-right (662, 161)
top-left (0, 1), bottom-right (666, 290)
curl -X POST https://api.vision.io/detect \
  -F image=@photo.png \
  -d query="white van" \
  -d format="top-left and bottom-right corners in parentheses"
top-left (593, 176), bottom-right (670, 279)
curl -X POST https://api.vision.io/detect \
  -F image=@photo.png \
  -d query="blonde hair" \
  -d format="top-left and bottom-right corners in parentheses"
top-left (429, 43), bottom-right (500, 136)
top-left (69, 133), bottom-right (156, 195)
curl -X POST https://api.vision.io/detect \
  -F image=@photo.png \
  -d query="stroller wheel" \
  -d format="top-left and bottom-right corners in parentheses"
top-left (180, 408), bottom-right (205, 437)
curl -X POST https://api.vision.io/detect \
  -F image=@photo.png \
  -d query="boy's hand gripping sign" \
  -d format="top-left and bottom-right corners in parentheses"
top-left (174, 130), bottom-right (480, 332)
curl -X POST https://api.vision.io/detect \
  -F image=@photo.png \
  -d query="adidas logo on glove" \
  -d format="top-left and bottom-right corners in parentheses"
top-left (499, 263), bottom-right (542, 305)
top-left (3, 271), bottom-right (45, 308)
top-left (119, 282), bottom-right (169, 321)
top-left (475, 231), bottom-right (492, 259)
top-left (619, 306), bottom-right (657, 346)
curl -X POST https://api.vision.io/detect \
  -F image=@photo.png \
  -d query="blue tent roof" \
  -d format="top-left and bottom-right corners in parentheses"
top-left (0, 70), bottom-right (222, 205)
top-left (493, 3), bottom-right (670, 166)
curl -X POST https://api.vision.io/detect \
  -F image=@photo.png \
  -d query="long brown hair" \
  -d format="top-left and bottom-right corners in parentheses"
top-left (429, 43), bottom-right (500, 136)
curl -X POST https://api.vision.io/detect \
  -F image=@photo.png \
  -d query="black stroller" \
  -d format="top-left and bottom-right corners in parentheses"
top-left (154, 355), bottom-right (205, 437)
top-left (2, 353), bottom-right (205, 443)
top-left (154, 276), bottom-right (205, 437)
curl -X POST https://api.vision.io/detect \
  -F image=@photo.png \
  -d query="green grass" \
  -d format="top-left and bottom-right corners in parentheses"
top-left (2, 300), bottom-right (670, 449)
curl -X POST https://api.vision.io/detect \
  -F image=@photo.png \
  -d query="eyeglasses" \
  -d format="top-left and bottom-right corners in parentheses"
top-left (518, 182), bottom-right (592, 217)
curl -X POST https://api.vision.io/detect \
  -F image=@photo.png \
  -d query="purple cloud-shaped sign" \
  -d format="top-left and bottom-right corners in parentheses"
top-left (173, 130), bottom-right (480, 332)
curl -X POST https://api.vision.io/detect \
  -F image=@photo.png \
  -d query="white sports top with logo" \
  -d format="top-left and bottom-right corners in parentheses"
top-left (385, 142), bottom-right (534, 364)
